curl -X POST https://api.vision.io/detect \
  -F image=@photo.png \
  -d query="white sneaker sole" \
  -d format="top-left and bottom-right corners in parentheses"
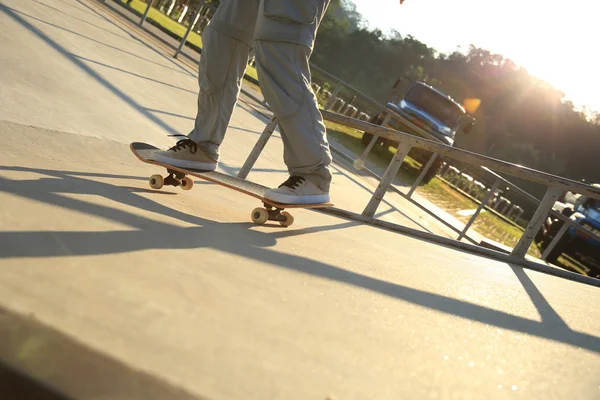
top-left (150, 153), bottom-right (217, 171)
top-left (264, 191), bottom-right (330, 205)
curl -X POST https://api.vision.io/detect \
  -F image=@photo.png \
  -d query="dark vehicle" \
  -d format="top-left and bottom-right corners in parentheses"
top-left (362, 80), bottom-right (476, 183)
top-left (536, 186), bottom-right (600, 274)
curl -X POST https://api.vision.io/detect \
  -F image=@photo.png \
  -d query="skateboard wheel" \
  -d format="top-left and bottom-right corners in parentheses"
top-left (279, 211), bottom-right (294, 227)
top-left (149, 174), bottom-right (164, 189)
top-left (181, 176), bottom-right (194, 190)
top-left (251, 207), bottom-right (269, 225)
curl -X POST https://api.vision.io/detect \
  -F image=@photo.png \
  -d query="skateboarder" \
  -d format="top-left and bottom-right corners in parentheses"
top-left (150, 0), bottom-right (333, 205)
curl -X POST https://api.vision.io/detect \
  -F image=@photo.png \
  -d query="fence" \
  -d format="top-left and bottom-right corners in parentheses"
top-left (237, 111), bottom-right (600, 285)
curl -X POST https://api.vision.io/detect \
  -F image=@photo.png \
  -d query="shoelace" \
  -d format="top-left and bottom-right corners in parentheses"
top-left (279, 176), bottom-right (305, 189)
top-left (167, 138), bottom-right (197, 154)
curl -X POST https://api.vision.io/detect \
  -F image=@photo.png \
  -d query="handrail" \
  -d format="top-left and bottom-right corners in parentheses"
top-left (480, 167), bottom-right (541, 204)
top-left (321, 110), bottom-right (600, 199)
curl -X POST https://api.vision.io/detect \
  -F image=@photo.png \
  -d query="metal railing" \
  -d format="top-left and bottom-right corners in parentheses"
top-left (238, 111), bottom-right (600, 284)
top-left (354, 103), bottom-right (600, 264)
top-left (322, 111), bottom-right (600, 256)
top-left (338, 93), bottom-right (598, 265)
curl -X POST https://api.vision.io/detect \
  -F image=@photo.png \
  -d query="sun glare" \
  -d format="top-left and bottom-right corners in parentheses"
top-left (492, 1), bottom-right (600, 110)
top-left (354, 0), bottom-right (600, 111)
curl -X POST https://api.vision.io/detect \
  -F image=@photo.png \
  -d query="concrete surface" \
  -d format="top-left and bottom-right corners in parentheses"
top-left (0, 0), bottom-right (599, 399)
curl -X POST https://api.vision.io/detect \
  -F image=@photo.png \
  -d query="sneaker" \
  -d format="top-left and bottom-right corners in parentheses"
top-left (264, 176), bottom-right (330, 204)
top-left (149, 139), bottom-right (217, 170)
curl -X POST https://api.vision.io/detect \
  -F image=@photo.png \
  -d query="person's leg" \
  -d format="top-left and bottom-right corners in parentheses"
top-left (150, 0), bottom-right (259, 170)
top-left (186, 26), bottom-right (250, 157)
top-left (254, 42), bottom-right (332, 203)
top-left (253, 0), bottom-right (333, 203)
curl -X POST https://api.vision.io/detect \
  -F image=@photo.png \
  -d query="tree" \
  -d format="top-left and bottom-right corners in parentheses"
top-left (310, 0), bottom-right (600, 189)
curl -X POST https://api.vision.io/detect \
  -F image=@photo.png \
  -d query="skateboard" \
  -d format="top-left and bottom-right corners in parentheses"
top-left (130, 142), bottom-right (333, 227)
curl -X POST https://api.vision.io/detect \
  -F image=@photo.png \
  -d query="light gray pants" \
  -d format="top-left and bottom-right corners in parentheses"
top-left (188, 0), bottom-right (333, 191)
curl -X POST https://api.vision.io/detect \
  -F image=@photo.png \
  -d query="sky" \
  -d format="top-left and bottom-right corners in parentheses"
top-left (350, 0), bottom-right (600, 112)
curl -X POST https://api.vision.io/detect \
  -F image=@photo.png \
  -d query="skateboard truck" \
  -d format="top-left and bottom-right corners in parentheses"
top-left (251, 203), bottom-right (294, 227)
top-left (147, 168), bottom-right (295, 227)
top-left (148, 170), bottom-right (294, 227)
top-left (149, 169), bottom-right (194, 191)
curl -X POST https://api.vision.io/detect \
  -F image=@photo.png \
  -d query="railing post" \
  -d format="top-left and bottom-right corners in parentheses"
top-left (407, 153), bottom-right (440, 198)
top-left (139, 0), bottom-right (155, 27)
top-left (323, 82), bottom-right (342, 111)
top-left (354, 111), bottom-right (392, 170)
top-left (174, 3), bottom-right (204, 58)
top-left (237, 116), bottom-right (278, 179)
top-left (457, 179), bottom-right (500, 240)
top-left (511, 186), bottom-right (563, 258)
top-left (541, 220), bottom-right (571, 261)
top-left (362, 141), bottom-right (412, 217)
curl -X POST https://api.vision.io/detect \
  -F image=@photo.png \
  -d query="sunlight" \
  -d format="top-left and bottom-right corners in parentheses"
top-left (352, 0), bottom-right (600, 111)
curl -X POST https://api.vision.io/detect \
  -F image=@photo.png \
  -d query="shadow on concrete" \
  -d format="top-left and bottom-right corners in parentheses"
top-left (73, 55), bottom-right (198, 95)
top-left (145, 107), bottom-right (196, 120)
top-left (510, 265), bottom-right (570, 329)
top-left (73, 0), bottom-right (199, 77)
top-left (5, 5), bottom-right (190, 75)
top-left (1, 4), bottom-right (184, 136)
top-left (1, 165), bottom-right (599, 354)
top-left (51, 0), bottom-right (106, 19)
top-left (32, 0), bottom-right (138, 43)
top-left (0, 307), bottom-right (203, 400)
top-left (76, 0), bottom-right (198, 77)
top-left (0, 360), bottom-right (72, 400)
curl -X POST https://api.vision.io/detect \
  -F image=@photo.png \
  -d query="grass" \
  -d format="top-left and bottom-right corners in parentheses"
top-left (245, 66), bottom-right (259, 82)
top-left (420, 179), bottom-right (542, 258)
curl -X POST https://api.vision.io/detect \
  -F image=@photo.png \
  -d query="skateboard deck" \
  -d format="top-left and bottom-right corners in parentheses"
top-left (130, 142), bottom-right (333, 226)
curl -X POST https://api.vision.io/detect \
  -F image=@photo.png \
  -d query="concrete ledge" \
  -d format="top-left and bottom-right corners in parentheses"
top-left (0, 308), bottom-right (203, 400)
top-left (0, 361), bottom-right (69, 400)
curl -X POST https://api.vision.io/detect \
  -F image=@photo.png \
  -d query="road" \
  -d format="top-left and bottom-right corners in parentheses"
top-left (0, 1), bottom-right (599, 399)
